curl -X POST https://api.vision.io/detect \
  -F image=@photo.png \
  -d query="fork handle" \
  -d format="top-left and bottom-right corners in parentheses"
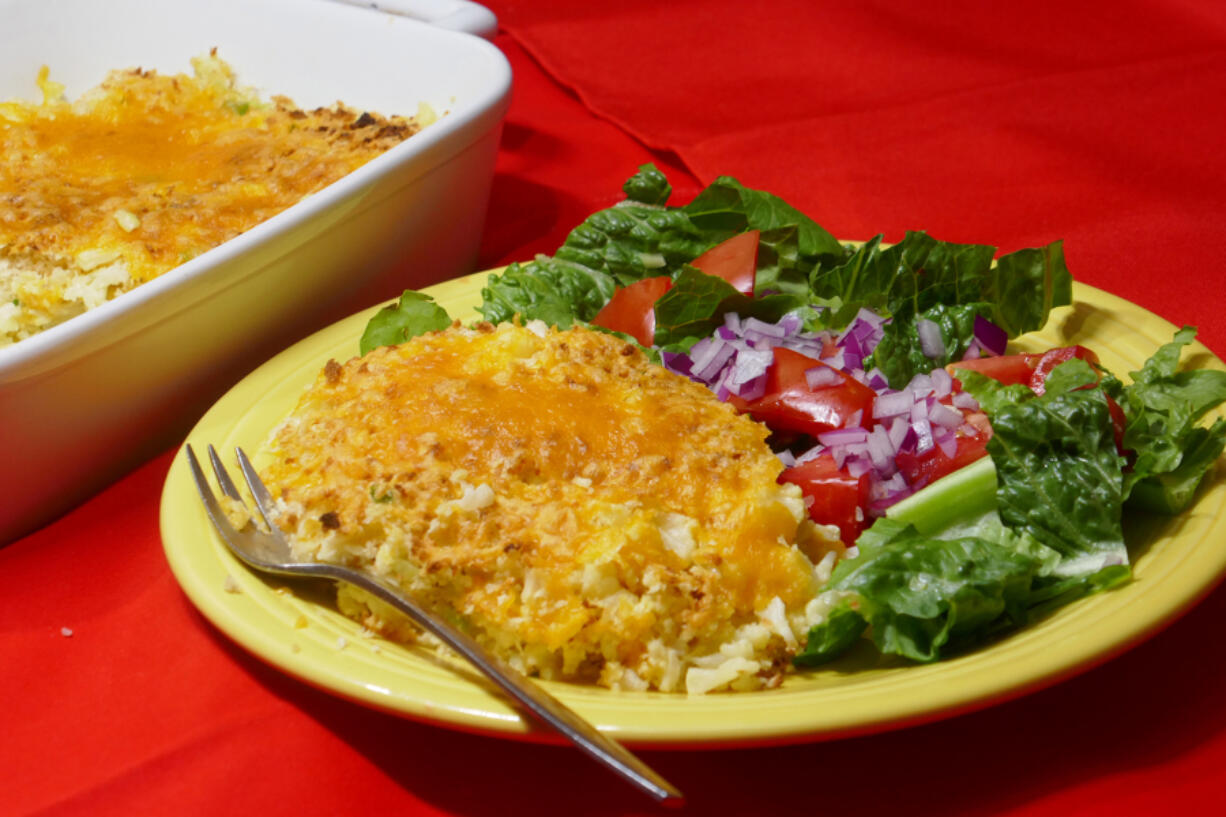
top-left (300, 563), bottom-right (684, 805)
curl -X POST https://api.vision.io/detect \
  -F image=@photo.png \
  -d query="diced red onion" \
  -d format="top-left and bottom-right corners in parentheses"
top-left (661, 351), bottom-right (691, 375)
top-left (866, 427), bottom-right (895, 471)
top-left (935, 429), bottom-right (958, 459)
top-left (838, 307), bottom-right (887, 337)
top-left (917, 319), bottom-right (945, 359)
top-left (952, 390), bottom-right (980, 410)
top-left (876, 472), bottom-right (910, 499)
top-left (818, 427), bottom-right (869, 447)
top-left (930, 366), bottom-right (953, 397)
top-left (793, 444), bottom-right (824, 466)
top-left (898, 424), bottom-right (919, 453)
top-left (907, 372), bottom-right (933, 396)
top-left (911, 400), bottom-right (934, 453)
top-left (973, 315), bottom-right (1008, 356)
top-left (658, 304), bottom-right (991, 524)
top-left (821, 348), bottom-right (847, 371)
top-left (873, 389), bottom-right (914, 419)
top-left (884, 473), bottom-right (909, 493)
top-left (805, 364), bottom-right (842, 389)
top-left (835, 308), bottom-right (888, 368)
top-left (691, 339), bottom-right (736, 381)
top-left (929, 401), bottom-right (964, 430)
top-left (840, 334), bottom-right (865, 368)
top-left (887, 416), bottom-right (910, 450)
top-left (790, 338), bottom-right (828, 359)
top-left (846, 459), bottom-right (871, 478)
top-left (687, 337), bottom-right (717, 369)
top-left (732, 372), bottom-right (766, 401)
top-left (744, 317), bottom-right (787, 339)
top-left (728, 348), bottom-right (772, 388)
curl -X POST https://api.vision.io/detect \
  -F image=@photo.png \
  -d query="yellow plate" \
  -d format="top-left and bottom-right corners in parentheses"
top-left (160, 273), bottom-right (1226, 747)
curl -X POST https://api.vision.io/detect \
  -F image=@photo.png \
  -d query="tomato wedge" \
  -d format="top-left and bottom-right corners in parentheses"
top-left (779, 453), bottom-right (869, 545)
top-left (726, 347), bottom-right (876, 435)
top-left (589, 275), bottom-right (672, 347)
top-left (1028, 345), bottom-right (1100, 395)
top-left (1025, 347), bottom-right (1124, 451)
top-left (690, 230), bottom-right (759, 295)
top-left (950, 345), bottom-right (1125, 452)
top-left (948, 353), bottom-right (1038, 386)
top-left (948, 345), bottom-right (1101, 395)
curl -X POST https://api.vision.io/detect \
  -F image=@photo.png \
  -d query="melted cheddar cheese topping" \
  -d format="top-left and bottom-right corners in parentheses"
top-left (262, 322), bottom-right (833, 693)
top-left (0, 54), bottom-right (428, 344)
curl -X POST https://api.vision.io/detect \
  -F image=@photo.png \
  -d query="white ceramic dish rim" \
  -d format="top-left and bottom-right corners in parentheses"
top-left (0, 0), bottom-right (510, 382)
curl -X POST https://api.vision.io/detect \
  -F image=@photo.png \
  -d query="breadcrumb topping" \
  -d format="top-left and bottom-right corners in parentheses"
top-left (261, 323), bottom-right (835, 692)
top-left (0, 52), bottom-right (430, 345)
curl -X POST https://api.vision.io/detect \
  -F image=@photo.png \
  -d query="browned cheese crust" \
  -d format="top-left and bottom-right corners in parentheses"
top-left (262, 322), bottom-right (831, 692)
top-left (0, 53), bottom-right (427, 343)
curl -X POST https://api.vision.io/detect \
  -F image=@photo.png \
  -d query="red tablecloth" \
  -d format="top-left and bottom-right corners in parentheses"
top-left (5, 3), bottom-right (1226, 815)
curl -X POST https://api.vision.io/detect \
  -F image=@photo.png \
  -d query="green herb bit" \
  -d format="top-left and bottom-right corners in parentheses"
top-left (369, 484), bottom-right (396, 503)
top-left (360, 291), bottom-right (452, 355)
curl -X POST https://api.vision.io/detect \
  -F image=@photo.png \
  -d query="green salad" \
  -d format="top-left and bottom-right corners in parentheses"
top-left (363, 164), bottom-right (1226, 666)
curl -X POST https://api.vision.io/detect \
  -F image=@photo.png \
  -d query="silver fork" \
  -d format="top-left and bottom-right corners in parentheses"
top-left (185, 444), bottom-right (683, 806)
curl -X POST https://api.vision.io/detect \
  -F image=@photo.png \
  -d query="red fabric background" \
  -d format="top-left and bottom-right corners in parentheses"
top-left (497, 0), bottom-right (1226, 353)
top-left (4, 2), bottom-right (1226, 815)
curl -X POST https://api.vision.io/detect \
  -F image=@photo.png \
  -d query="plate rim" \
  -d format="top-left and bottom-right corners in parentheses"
top-left (159, 272), bottom-right (1226, 748)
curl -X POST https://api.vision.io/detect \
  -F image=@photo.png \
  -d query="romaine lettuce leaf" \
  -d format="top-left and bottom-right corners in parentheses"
top-left (621, 163), bottom-right (672, 205)
top-left (477, 168), bottom-right (1071, 366)
top-left (477, 256), bottom-right (618, 327)
top-left (868, 302), bottom-right (991, 386)
top-left (552, 167), bottom-right (848, 300)
top-left (978, 366), bottom-right (1129, 575)
top-left (752, 225), bottom-right (822, 299)
top-left (683, 175), bottom-right (843, 259)
top-left (553, 203), bottom-right (711, 288)
top-left (1113, 326), bottom-right (1226, 512)
top-left (796, 518), bottom-right (1049, 664)
top-left (816, 232), bottom-right (1072, 386)
top-left (651, 269), bottom-right (812, 350)
top-left (358, 291), bottom-right (452, 355)
top-left (683, 175), bottom-right (846, 295)
top-left (988, 241), bottom-right (1073, 337)
top-left (812, 232), bottom-right (996, 317)
top-left (551, 166), bottom-right (714, 287)
top-left (650, 267), bottom-right (742, 348)
top-left (478, 165), bottom-right (849, 334)
top-left (791, 599), bottom-right (866, 667)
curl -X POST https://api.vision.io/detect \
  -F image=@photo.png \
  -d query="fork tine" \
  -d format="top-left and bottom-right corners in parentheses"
top-left (185, 444), bottom-right (245, 545)
top-left (235, 447), bottom-right (279, 532)
top-left (206, 444), bottom-right (243, 501)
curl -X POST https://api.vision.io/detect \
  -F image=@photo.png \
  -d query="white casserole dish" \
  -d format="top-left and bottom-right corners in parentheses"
top-left (0, 0), bottom-right (511, 542)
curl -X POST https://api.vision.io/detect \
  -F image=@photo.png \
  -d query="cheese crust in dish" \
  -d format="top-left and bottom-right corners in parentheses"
top-left (261, 322), bottom-right (838, 693)
top-left (0, 53), bottom-right (429, 346)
